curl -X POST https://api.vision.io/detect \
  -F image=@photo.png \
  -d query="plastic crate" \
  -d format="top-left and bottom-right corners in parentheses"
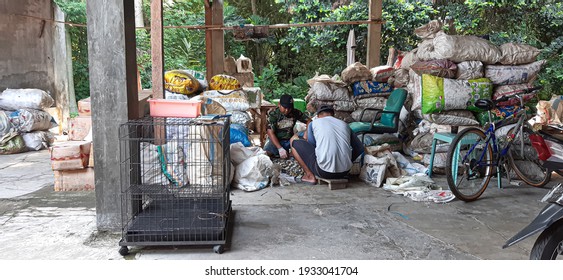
top-left (148, 99), bottom-right (201, 118)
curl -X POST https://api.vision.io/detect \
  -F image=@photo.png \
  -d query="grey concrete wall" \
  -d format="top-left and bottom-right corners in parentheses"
top-left (0, 0), bottom-right (71, 134)
top-left (0, 0), bottom-right (55, 94)
top-left (87, 0), bottom-right (134, 231)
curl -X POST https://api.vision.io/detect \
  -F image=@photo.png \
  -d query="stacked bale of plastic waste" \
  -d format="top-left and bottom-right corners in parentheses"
top-left (304, 74), bottom-right (356, 123)
top-left (0, 88), bottom-right (56, 155)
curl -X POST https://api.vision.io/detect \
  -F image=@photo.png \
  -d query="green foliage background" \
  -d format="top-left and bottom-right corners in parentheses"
top-left (56, 0), bottom-right (562, 102)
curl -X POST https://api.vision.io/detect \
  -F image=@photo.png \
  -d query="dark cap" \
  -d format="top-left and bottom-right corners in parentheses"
top-left (316, 105), bottom-right (335, 115)
top-left (279, 94), bottom-right (294, 109)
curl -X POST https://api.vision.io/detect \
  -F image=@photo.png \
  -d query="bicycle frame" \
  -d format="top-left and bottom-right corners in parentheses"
top-left (459, 107), bottom-right (528, 187)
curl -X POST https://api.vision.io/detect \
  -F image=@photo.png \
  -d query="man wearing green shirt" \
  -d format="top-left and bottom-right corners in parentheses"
top-left (264, 94), bottom-right (310, 158)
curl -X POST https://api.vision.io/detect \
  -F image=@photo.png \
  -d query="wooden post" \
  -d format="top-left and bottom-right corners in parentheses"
top-left (211, 0), bottom-right (225, 78)
top-left (205, 0), bottom-right (224, 80)
top-left (125, 0), bottom-right (139, 120)
top-left (367, 0), bottom-right (382, 68)
top-left (150, 0), bottom-right (163, 99)
top-left (205, 1), bottom-right (213, 80)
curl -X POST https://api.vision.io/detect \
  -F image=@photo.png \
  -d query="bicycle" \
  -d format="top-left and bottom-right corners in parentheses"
top-left (445, 87), bottom-right (551, 202)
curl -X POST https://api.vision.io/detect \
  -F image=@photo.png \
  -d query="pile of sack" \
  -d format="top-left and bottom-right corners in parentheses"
top-left (0, 88), bottom-right (57, 155)
top-left (342, 62), bottom-right (394, 123)
top-left (305, 63), bottom-right (405, 150)
top-left (305, 74), bottom-right (356, 123)
top-left (390, 20), bottom-right (544, 172)
top-left (164, 68), bottom-right (258, 132)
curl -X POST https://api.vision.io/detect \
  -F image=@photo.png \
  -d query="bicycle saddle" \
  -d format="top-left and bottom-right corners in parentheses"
top-left (475, 99), bottom-right (494, 111)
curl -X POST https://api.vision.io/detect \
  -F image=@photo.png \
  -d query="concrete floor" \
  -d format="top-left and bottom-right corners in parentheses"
top-left (0, 149), bottom-right (560, 260)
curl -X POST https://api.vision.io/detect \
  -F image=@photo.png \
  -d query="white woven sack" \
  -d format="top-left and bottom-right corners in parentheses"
top-left (416, 38), bottom-right (442, 61)
top-left (400, 50), bottom-right (420, 70)
top-left (414, 20), bottom-right (444, 39)
top-left (341, 62), bottom-right (372, 84)
top-left (0, 88), bottom-right (54, 111)
top-left (359, 154), bottom-right (388, 188)
top-left (485, 60), bottom-right (545, 86)
top-left (499, 43), bottom-right (541, 65)
top-left (407, 69), bottom-right (422, 111)
top-left (456, 61), bottom-right (484, 80)
top-left (433, 33), bottom-right (501, 64)
top-left (9, 109), bottom-right (55, 132)
top-left (422, 110), bottom-right (480, 126)
top-left (311, 82), bottom-right (351, 101)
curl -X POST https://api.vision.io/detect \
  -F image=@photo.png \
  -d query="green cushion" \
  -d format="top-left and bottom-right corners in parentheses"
top-left (349, 121), bottom-right (394, 134)
top-left (380, 88), bottom-right (407, 127)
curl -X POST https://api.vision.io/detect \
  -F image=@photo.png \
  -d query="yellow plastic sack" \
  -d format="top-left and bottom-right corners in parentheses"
top-left (164, 70), bottom-right (201, 95)
top-left (209, 74), bottom-right (241, 90)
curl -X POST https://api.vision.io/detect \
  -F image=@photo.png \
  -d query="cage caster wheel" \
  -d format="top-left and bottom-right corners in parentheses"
top-left (213, 245), bottom-right (225, 254)
top-left (119, 246), bottom-right (129, 256)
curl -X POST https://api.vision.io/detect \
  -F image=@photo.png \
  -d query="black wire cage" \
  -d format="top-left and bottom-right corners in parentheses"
top-left (118, 116), bottom-right (232, 255)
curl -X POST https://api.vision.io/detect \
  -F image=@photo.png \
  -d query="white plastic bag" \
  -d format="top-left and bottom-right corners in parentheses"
top-left (233, 154), bottom-right (275, 192)
top-left (230, 142), bottom-right (266, 165)
top-left (22, 131), bottom-right (54, 151)
top-left (186, 124), bottom-right (225, 191)
top-left (382, 174), bottom-right (437, 194)
top-left (392, 152), bottom-right (427, 175)
top-left (403, 190), bottom-right (455, 203)
top-left (0, 88), bottom-right (54, 111)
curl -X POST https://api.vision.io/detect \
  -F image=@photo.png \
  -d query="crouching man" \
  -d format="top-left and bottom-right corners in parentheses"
top-left (264, 94), bottom-right (310, 159)
top-left (291, 105), bottom-right (364, 184)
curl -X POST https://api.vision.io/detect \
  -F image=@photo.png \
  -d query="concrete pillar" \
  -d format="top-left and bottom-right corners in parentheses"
top-left (86, 0), bottom-right (138, 230)
top-left (52, 5), bottom-right (70, 135)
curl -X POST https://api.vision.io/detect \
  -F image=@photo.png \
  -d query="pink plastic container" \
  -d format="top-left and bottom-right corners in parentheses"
top-left (148, 98), bottom-right (201, 118)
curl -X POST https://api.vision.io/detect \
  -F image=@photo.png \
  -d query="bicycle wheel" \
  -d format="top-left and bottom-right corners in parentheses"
top-left (446, 127), bottom-right (493, 202)
top-left (507, 127), bottom-right (551, 187)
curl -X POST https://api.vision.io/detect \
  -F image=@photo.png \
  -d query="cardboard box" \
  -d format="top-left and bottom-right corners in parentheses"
top-left (232, 72), bottom-right (254, 88)
top-left (50, 141), bottom-right (91, 171)
top-left (77, 97), bottom-right (91, 116)
top-left (44, 107), bottom-right (62, 135)
top-left (88, 142), bottom-right (94, 167)
top-left (138, 90), bottom-right (152, 119)
top-left (224, 56), bottom-right (237, 75)
top-left (54, 168), bottom-right (95, 191)
top-left (236, 55), bottom-right (253, 73)
top-left (68, 116), bottom-right (92, 141)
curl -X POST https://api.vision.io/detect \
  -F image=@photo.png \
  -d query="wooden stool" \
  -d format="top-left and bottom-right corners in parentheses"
top-left (315, 177), bottom-right (348, 190)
